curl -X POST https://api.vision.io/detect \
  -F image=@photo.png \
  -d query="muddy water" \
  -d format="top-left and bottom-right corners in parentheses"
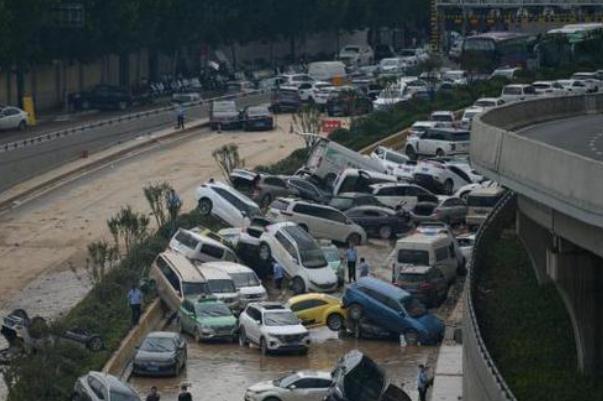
top-left (129, 327), bottom-right (436, 401)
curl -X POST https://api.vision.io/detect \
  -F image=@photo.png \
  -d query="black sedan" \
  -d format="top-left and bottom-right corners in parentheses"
top-left (68, 84), bottom-right (132, 111)
top-left (241, 105), bottom-right (274, 131)
top-left (287, 176), bottom-right (332, 204)
top-left (344, 205), bottom-right (412, 239)
top-left (326, 91), bottom-right (373, 117)
top-left (132, 331), bottom-right (187, 376)
top-left (329, 192), bottom-right (383, 212)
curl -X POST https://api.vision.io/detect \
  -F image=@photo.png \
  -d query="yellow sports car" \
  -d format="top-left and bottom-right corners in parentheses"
top-left (286, 293), bottom-right (346, 331)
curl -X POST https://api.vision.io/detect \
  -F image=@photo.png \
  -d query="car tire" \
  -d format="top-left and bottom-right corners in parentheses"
top-left (291, 277), bottom-right (306, 295)
top-left (436, 149), bottom-right (445, 157)
top-left (258, 242), bottom-right (271, 262)
top-left (260, 194), bottom-right (272, 209)
top-left (86, 336), bottom-right (104, 352)
top-left (198, 198), bottom-right (212, 216)
top-left (239, 328), bottom-right (248, 346)
top-left (405, 146), bottom-right (417, 160)
top-left (443, 179), bottom-right (454, 195)
top-left (10, 309), bottom-right (29, 320)
top-left (346, 233), bottom-right (361, 246)
top-left (405, 330), bottom-right (419, 346)
top-left (378, 225), bottom-right (392, 239)
top-left (326, 313), bottom-right (345, 331)
top-left (17, 120), bottom-right (26, 131)
top-left (260, 337), bottom-right (269, 356)
top-left (348, 303), bottom-right (363, 321)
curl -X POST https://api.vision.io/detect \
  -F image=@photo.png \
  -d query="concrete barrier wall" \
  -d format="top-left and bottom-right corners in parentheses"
top-left (471, 94), bottom-right (603, 228)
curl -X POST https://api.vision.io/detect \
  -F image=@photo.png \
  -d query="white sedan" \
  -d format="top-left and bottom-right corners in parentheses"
top-left (195, 180), bottom-right (261, 227)
top-left (245, 370), bottom-right (333, 401)
top-left (0, 106), bottom-right (28, 131)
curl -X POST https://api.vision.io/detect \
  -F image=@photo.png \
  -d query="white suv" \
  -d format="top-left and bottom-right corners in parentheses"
top-left (245, 371), bottom-right (332, 401)
top-left (195, 180), bottom-right (261, 227)
top-left (430, 110), bottom-right (455, 127)
top-left (370, 182), bottom-right (438, 210)
top-left (370, 146), bottom-right (415, 180)
top-left (257, 222), bottom-right (338, 294)
top-left (208, 261), bottom-right (267, 306)
top-left (413, 159), bottom-right (479, 195)
top-left (405, 127), bottom-right (470, 159)
top-left (268, 198), bottom-right (367, 245)
top-left (500, 84), bottom-right (537, 103)
top-left (238, 302), bottom-right (310, 355)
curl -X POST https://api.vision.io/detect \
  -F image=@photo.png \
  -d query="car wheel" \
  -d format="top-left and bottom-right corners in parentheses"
top-left (198, 198), bottom-right (212, 215)
top-left (258, 242), bottom-right (271, 262)
top-left (194, 327), bottom-right (202, 343)
top-left (118, 101), bottom-right (127, 110)
top-left (348, 303), bottom-right (363, 321)
top-left (260, 337), bottom-right (269, 356)
top-left (326, 313), bottom-right (344, 331)
top-left (378, 225), bottom-right (392, 239)
top-left (260, 194), bottom-right (272, 209)
top-left (86, 336), bottom-right (104, 352)
top-left (291, 277), bottom-right (306, 295)
top-left (17, 120), bottom-right (26, 131)
top-left (239, 328), bottom-right (248, 346)
top-left (436, 149), bottom-right (445, 157)
top-left (10, 309), bottom-right (29, 320)
top-left (443, 179), bottom-right (454, 195)
top-left (405, 330), bottom-right (419, 346)
top-left (346, 233), bottom-right (361, 246)
top-left (298, 223), bottom-right (309, 232)
top-left (405, 146), bottom-right (417, 160)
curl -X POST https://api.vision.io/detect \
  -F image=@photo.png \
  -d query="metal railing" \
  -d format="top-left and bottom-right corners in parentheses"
top-left (436, 0), bottom-right (603, 6)
top-left (465, 190), bottom-right (518, 401)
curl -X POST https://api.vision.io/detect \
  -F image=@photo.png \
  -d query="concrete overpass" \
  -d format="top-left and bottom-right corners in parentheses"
top-left (465, 93), bottom-right (603, 399)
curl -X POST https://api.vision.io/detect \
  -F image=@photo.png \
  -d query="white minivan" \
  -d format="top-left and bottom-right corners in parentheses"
top-left (393, 233), bottom-right (458, 284)
top-left (307, 61), bottom-right (347, 83)
top-left (208, 261), bottom-right (267, 306)
top-left (500, 84), bottom-right (537, 103)
top-left (169, 228), bottom-right (238, 263)
top-left (195, 263), bottom-right (241, 311)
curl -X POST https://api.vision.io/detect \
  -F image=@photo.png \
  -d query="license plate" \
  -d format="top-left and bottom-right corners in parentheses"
top-left (146, 366), bottom-right (159, 371)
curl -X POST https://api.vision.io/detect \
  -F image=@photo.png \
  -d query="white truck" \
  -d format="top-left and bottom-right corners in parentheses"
top-left (303, 138), bottom-right (387, 186)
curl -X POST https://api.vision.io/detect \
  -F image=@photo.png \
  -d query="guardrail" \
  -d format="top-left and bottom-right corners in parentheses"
top-left (464, 191), bottom-right (518, 401)
top-left (471, 93), bottom-right (603, 228)
top-left (436, 0), bottom-right (603, 6)
top-left (0, 90), bottom-right (267, 154)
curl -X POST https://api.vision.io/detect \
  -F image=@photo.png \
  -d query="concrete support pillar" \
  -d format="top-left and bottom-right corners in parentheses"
top-left (547, 244), bottom-right (603, 374)
top-left (517, 210), bottom-right (552, 285)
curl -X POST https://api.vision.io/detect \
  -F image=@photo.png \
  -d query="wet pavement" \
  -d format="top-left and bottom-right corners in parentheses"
top-left (129, 326), bottom-right (437, 401)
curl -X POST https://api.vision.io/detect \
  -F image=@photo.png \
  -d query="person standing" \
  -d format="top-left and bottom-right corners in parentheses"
top-left (127, 284), bottom-right (143, 326)
top-left (416, 364), bottom-right (431, 401)
top-left (146, 386), bottom-right (160, 401)
top-left (273, 260), bottom-right (285, 291)
top-left (176, 104), bottom-right (185, 129)
top-left (359, 257), bottom-right (370, 278)
top-left (166, 188), bottom-right (182, 234)
top-left (345, 243), bottom-right (358, 283)
top-left (178, 384), bottom-right (192, 401)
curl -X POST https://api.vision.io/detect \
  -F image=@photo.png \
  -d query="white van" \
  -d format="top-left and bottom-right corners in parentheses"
top-left (149, 251), bottom-right (209, 311)
top-left (169, 228), bottom-right (238, 263)
top-left (304, 138), bottom-right (387, 185)
top-left (393, 233), bottom-right (458, 284)
top-left (466, 187), bottom-right (506, 228)
top-left (500, 84), bottom-right (537, 103)
top-left (207, 261), bottom-right (267, 306)
top-left (195, 263), bottom-right (241, 311)
top-left (332, 168), bottom-right (398, 196)
top-left (307, 61), bottom-right (347, 83)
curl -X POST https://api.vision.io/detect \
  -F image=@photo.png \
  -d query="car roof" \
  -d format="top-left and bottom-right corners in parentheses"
top-left (504, 84), bottom-right (532, 88)
top-left (396, 232), bottom-right (450, 245)
top-left (204, 261), bottom-right (253, 274)
top-left (352, 277), bottom-right (410, 298)
top-left (469, 186), bottom-right (505, 196)
top-left (296, 370), bottom-right (332, 380)
top-left (475, 97), bottom-right (500, 103)
top-left (431, 110), bottom-right (454, 115)
top-left (146, 331), bottom-right (179, 339)
top-left (347, 205), bottom-right (394, 214)
top-left (336, 192), bottom-right (373, 199)
top-left (196, 263), bottom-right (233, 280)
top-left (176, 228), bottom-right (229, 250)
top-left (88, 372), bottom-right (134, 393)
top-left (370, 182), bottom-right (413, 190)
top-left (159, 250), bottom-right (205, 282)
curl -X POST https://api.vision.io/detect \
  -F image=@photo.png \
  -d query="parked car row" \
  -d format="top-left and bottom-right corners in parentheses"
top-left (209, 101), bottom-right (275, 131)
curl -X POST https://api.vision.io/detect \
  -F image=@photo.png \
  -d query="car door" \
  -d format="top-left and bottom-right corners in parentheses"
top-left (434, 246), bottom-right (456, 282)
top-left (290, 378), bottom-right (330, 401)
top-left (419, 131), bottom-right (437, 155)
top-left (293, 204), bottom-right (324, 237)
top-left (365, 288), bottom-right (402, 333)
top-left (0, 109), bottom-right (10, 129)
top-left (290, 299), bottom-right (327, 326)
top-left (244, 307), bottom-right (262, 343)
top-left (373, 186), bottom-right (400, 208)
top-left (2, 108), bottom-right (21, 129)
top-left (274, 231), bottom-right (300, 276)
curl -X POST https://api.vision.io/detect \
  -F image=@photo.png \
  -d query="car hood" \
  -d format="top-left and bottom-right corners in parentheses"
top-left (199, 315), bottom-right (237, 327)
top-left (134, 350), bottom-right (176, 363)
top-left (248, 381), bottom-right (277, 393)
top-left (266, 325), bottom-right (308, 336)
top-left (306, 265), bottom-right (338, 284)
top-left (239, 286), bottom-right (266, 296)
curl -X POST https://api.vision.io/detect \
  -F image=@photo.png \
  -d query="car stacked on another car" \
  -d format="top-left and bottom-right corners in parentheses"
top-left (196, 179), bottom-right (261, 227)
top-left (132, 332), bottom-right (187, 376)
top-left (344, 205), bottom-right (411, 239)
top-left (169, 227), bottom-right (238, 263)
top-left (405, 127), bottom-right (471, 159)
top-left (238, 302), bottom-right (311, 355)
top-left (210, 261), bottom-right (267, 306)
top-left (230, 169), bottom-right (297, 209)
top-left (328, 192), bottom-right (383, 212)
top-left (408, 196), bottom-right (467, 226)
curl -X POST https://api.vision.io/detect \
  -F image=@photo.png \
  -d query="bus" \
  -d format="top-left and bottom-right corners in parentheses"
top-left (461, 32), bottom-right (537, 73)
top-left (539, 23), bottom-right (603, 67)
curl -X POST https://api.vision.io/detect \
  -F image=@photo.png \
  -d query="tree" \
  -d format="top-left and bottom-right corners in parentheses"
top-left (86, 240), bottom-right (118, 285)
top-left (212, 143), bottom-right (245, 179)
top-left (143, 182), bottom-right (176, 228)
top-left (106, 206), bottom-right (150, 255)
top-left (291, 104), bottom-right (322, 148)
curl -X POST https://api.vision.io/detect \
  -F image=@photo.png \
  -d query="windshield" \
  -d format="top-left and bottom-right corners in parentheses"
top-left (468, 194), bottom-right (502, 207)
top-left (322, 247), bottom-right (341, 262)
top-left (110, 389), bottom-right (141, 401)
top-left (330, 197), bottom-right (353, 209)
top-left (264, 311), bottom-right (300, 326)
top-left (247, 107), bottom-right (269, 117)
top-left (533, 83), bottom-right (550, 90)
top-left (274, 373), bottom-right (299, 388)
top-left (208, 279), bottom-right (236, 294)
top-left (183, 282), bottom-right (209, 297)
top-left (140, 337), bottom-right (175, 352)
top-left (195, 302), bottom-right (232, 317)
top-left (503, 87), bottom-right (522, 95)
top-left (402, 296), bottom-right (427, 318)
top-left (431, 114), bottom-right (453, 122)
top-left (230, 272), bottom-right (260, 288)
top-left (474, 100), bottom-right (495, 107)
top-left (338, 356), bottom-right (385, 401)
top-left (464, 111), bottom-right (480, 119)
top-left (283, 226), bottom-right (327, 268)
top-left (398, 249), bottom-right (430, 265)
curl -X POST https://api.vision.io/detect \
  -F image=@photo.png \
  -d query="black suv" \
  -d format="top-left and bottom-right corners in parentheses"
top-left (69, 85), bottom-right (132, 111)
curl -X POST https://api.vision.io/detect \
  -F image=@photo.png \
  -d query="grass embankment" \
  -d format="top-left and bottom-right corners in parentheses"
top-left (474, 235), bottom-right (603, 401)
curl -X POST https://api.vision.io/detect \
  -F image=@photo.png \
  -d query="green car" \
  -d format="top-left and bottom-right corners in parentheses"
top-left (177, 296), bottom-right (238, 342)
top-left (321, 245), bottom-right (344, 287)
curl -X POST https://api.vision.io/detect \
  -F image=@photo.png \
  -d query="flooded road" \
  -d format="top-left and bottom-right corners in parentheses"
top-left (129, 326), bottom-right (437, 401)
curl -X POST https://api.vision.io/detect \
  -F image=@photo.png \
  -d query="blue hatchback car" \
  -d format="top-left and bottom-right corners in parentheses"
top-left (342, 277), bottom-right (444, 345)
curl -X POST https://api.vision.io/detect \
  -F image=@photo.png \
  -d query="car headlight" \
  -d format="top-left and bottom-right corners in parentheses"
top-left (200, 326), bottom-right (215, 335)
